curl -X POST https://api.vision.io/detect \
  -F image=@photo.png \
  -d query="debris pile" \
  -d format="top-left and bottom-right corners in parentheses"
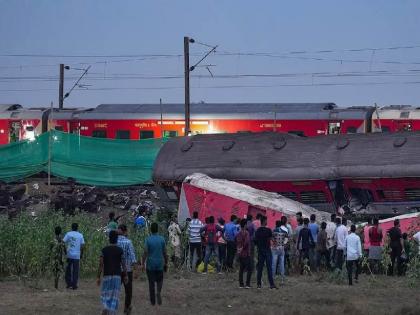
top-left (0, 179), bottom-right (165, 219)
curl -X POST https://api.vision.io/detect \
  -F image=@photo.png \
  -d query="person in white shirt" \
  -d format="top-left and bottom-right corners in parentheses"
top-left (168, 219), bottom-right (182, 268)
top-left (326, 214), bottom-right (337, 265)
top-left (334, 217), bottom-right (348, 270)
top-left (413, 231), bottom-right (420, 255)
top-left (187, 211), bottom-right (204, 271)
top-left (345, 225), bottom-right (362, 286)
top-left (63, 223), bottom-right (85, 290)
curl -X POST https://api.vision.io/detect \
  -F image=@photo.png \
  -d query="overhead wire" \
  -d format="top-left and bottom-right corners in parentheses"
top-left (2, 80), bottom-right (420, 92)
top-left (2, 69), bottom-right (420, 82)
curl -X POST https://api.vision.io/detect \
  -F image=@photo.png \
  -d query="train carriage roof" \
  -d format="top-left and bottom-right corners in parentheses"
top-left (377, 105), bottom-right (420, 120)
top-left (0, 104), bottom-right (47, 120)
top-left (0, 104), bottom-right (23, 112)
top-left (52, 108), bottom-right (94, 120)
top-left (71, 102), bottom-right (372, 120)
top-left (153, 131), bottom-right (420, 183)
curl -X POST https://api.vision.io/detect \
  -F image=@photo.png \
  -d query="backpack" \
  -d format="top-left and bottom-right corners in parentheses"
top-left (206, 224), bottom-right (217, 245)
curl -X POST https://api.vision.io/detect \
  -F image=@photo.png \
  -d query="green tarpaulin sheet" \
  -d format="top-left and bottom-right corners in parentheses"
top-left (0, 131), bottom-right (166, 186)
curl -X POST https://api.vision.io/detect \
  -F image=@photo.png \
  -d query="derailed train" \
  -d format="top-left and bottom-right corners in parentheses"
top-left (2, 102), bottom-right (420, 145)
top-left (152, 131), bottom-right (420, 216)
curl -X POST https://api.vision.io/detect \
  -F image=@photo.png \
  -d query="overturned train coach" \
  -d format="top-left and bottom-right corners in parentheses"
top-left (153, 131), bottom-right (420, 216)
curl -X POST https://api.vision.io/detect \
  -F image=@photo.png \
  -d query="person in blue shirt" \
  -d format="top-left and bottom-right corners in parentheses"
top-left (308, 214), bottom-right (319, 271)
top-left (142, 222), bottom-right (168, 306)
top-left (134, 215), bottom-right (147, 230)
top-left (224, 215), bottom-right (239, 270)
top-left (63, 223), bottom-right (85, 290)
top-left (117, 224), bottom-right (137, 315)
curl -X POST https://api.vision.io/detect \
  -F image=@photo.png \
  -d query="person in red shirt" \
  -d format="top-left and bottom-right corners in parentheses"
top-left (368, 217), bottom-right (383, 274)
top-left (201, 216), bottom-right (223, 274)
top-left (235, 219), bottom-right (252, 288)
top-left (363, 218), bottom-right (372, 256)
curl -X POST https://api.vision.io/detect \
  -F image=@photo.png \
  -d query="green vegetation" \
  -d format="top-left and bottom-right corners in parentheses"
top-left (0, 211), bottom-right (151, 279)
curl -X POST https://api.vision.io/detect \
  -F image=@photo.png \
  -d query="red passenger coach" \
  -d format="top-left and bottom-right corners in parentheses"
top-left (0, 104), bottom-right (49, 145)
top-left (51, 103), bottom-right (374, 140)
top-left (373, 105), bottom-right (420, 133)
top-left (153, 132), bottom-right (420, 216)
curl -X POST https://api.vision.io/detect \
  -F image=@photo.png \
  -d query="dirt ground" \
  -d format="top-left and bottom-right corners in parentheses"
top-left (0, 272), bottom-right (419, 315)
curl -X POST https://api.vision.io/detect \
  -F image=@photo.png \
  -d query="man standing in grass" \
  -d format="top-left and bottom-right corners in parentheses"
top-left (188, 211), bottom-right (203, 271)
top-left (225, 215), bottom-right (239, 271)
top-left (201, 216), bottom-right (223, 274)
top-left (97, 230), bottom-right (128, 315)
top-left (236, 219), bottom-right (252, 288)
top-left (63, 223), bottom-right (85, 290)
top-left (308, 214), bottom-right (319, 271)
top-left (297, 218), bottom-right (315, 274)
top-left (142, 222), bottom-right (168, 306)
top-left (117, 224), bottom-right (137, 315)
top-left (316, 222), bottom-right (331, 271)
top-left (334, 217), bottom-right (348, 270)
top-left (326, 214), bottom-right (337, 266)
top-left (255, 216), bottom-right (277, 289)
top-left (388, 219), bottom-right (404, 276)
top-left (168, 218), bottom-right (182, 268)
top-left (345, 225), bottom-right (362, 285)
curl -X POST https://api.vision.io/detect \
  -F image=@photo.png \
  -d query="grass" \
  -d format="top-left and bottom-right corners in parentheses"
top-left (0, 209), bottom-right (155, 279)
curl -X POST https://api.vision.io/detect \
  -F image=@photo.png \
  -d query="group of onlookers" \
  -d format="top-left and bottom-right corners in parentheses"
top-left (51, 210), bottom-right (420, 314)
top-left (53, 215), bottom-right (168, 315)
top-left (177, 211), bottom-right (420, 288)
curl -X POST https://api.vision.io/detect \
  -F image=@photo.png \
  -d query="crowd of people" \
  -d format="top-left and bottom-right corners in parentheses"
top-left (51, 215), bottom-right (167, 315)
top-left (50, 210), bottom-right (420, 315)
top-left (168, 211), bottom-right (420, 288)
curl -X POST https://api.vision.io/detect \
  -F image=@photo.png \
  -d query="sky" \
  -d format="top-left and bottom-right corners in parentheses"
top-left (1, 0), bottom-right (420, 108)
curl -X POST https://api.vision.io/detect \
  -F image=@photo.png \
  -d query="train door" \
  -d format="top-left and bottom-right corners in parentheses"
top-left (69, 121), bottom-right (80, 135)
top-left (23, 125), bottom-right (35, 141)
top-left (327, 180), bottom-right (348, 212)
top-left (9, 121), bottom-right (21, 143)
top-left (0, 120), bottom-right (8, 144)
top-left (328, 121), bottom-right (341, 134)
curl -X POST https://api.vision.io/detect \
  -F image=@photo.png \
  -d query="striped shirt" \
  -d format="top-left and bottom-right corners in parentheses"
top-left (117, 235), bottom-right (137, 272)
top-left (188, 219), bottom-right (203, 243)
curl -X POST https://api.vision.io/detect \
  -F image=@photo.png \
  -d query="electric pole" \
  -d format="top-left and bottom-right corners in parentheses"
top-left (184, 37), bottom-right (191, 136)
top-left (59, 64), bottom-right (64, 109)
top-left (183, 37), bottom-right (217, 136)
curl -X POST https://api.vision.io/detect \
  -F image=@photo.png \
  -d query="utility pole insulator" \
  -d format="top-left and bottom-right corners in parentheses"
top-left (184, 36), bottom-right (191, 136)
top-left (58, 64), bottom-right (64, 109)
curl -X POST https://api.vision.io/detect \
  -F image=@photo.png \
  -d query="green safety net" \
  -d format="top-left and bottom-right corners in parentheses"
top-left (0, 131), bottom-right (167, 186)
top-left (0, 132), bottom-right (48, 182)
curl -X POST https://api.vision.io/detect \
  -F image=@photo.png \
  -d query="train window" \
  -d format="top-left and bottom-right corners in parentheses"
top-left (140, 130), bottom-right (154, 139)
top-left (377, 190), bottom-right (404, 201)
top-left (349, 188), bottom-right (374, 206)
top-left (300, 191), bottom-right (327, 204)
top-left (288, 130), bottom-right (305, 137)
top-left (400, 111), bottom-right (409, 118)
top-left (405, 189), bottom-right (420, 201)
top-left (346, 126), bottom-right (357, 134)
top-left (116, 130), bottom-right (130, 139)
top-left (54, 126), bottom-right (64, 131)
top-left (163, 130), bottom-right (178, 137)
top-left (278, 192), bottom-right (298, 201)
top-left (92, 130), bottom-right (107, 138)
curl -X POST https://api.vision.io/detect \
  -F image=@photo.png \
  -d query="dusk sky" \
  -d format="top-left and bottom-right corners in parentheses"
top-left (1, 0), bottom-right (420, 108)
